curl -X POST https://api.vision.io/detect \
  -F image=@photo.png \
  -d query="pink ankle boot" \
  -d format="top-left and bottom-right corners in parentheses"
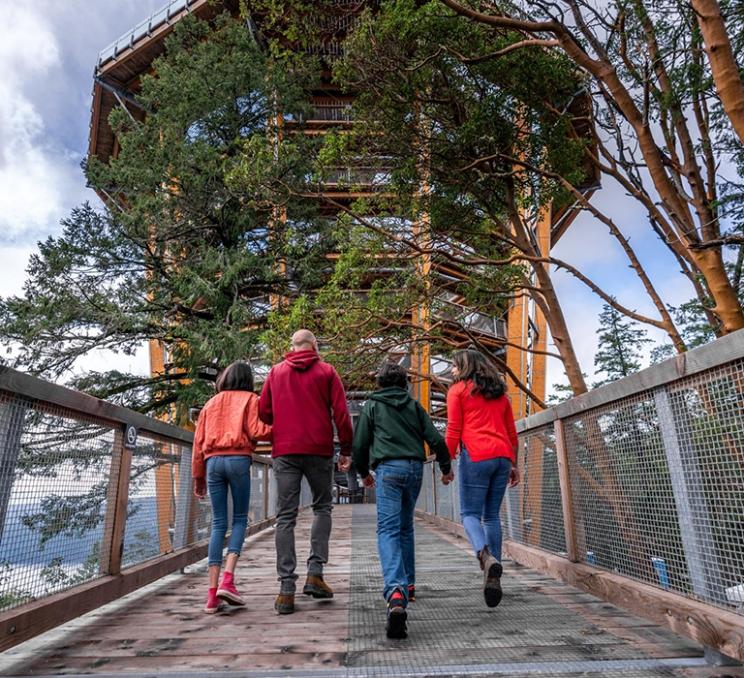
top-left (204, 587), bottom-right (223, 614)
top-left (217, 571), bottom-right (245, 606)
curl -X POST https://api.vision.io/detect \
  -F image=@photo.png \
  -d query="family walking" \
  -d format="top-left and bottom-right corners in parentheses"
top-left (191, 330), bottom-right (519, 639)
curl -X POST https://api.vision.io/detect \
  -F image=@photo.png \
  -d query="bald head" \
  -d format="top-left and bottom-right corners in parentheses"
top-left (291, 329), bottom-right (318, 352)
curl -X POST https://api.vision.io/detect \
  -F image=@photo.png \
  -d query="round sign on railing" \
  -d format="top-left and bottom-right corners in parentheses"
top-left (123, 424), bottom-right (138, 449)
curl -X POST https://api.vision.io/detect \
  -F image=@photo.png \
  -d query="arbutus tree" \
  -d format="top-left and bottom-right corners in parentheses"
top-left (438, 0), bottom-right (744, 337)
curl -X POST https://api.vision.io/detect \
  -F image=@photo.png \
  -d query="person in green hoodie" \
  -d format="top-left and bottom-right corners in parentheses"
top-left (352, 361), bottom-right (453, 639)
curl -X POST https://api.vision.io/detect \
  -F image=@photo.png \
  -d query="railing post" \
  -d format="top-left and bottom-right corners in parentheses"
top-left (653, 387), bottom-right (737, 666)
top-left (0, 396), bottom-right (27, 547)
top-left (554, 419), bottom-right (579, 562)
top-left (173, 444), bottom-right (194, 549)
top-left (100, 426), bottom-right (133, 575)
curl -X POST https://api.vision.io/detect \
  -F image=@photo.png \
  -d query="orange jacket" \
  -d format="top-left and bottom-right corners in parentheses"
top-left (192, 390), bottom-right (272, 479)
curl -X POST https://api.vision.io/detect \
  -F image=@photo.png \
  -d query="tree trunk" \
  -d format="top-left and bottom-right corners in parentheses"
top-left (692, 247), bottom-right (744, 334)
top-left (692, 0), bottom-right (744, 146)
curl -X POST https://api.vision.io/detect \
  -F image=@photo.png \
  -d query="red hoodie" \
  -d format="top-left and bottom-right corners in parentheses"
top-left (259, 350), bottom-right (353, 458)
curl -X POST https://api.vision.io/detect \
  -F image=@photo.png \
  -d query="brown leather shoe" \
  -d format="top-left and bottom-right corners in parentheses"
top-left (302, 574), bottom-right (334, 599)
top-left (274, 593), bottom-right (295, 614)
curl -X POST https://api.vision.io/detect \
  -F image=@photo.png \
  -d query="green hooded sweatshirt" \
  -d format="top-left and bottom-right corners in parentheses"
top-left (352, 387), bottom-right (452, 479)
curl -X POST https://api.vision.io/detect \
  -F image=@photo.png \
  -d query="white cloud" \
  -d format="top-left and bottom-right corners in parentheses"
top-left (0, 246), bottom-right (34, 298)
top-left (0, 4), bottom-right (87, 243)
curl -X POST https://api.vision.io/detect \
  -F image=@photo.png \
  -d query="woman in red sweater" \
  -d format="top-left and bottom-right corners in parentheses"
top-left (446, 349), bottom-right (520, 608)
top-left (192, 362), bottom-right (272, 613)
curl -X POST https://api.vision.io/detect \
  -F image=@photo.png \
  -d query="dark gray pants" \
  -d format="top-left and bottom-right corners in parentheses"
top-left (274, 455), bottom-right (334, 593)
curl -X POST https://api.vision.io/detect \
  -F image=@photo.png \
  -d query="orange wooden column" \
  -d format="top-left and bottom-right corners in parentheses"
top-left (149, 340), bottom-right (175, 553)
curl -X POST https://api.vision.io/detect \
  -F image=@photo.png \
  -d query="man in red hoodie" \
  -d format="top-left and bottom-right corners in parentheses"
top-left (259, 329), bottom-right (353, 614)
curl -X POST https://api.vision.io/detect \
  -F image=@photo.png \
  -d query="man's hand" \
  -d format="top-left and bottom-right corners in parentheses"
top-left (362, 474), bottom-right (375, 488)
top-left (509, 465), bottom-right (521, 488)
top-left (441, 470), bottom-right (455, 485)
top-left (338, 455), bottom-right (352, 472)
top-left (193, 478), bottom-right (207, 499)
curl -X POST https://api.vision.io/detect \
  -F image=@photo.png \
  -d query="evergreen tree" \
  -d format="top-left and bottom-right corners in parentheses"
top-left (593, 304), bottom-right (651, 387)
top-left (0, 14), bottom-right (328, 416)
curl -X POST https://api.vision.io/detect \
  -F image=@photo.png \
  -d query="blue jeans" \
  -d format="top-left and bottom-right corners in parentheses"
top-left (459, 448), bottom-right (511, 561)
top-left (375, 459), bottom-right (423, 603)
top-left (207, 455), bottom-right (252, 566)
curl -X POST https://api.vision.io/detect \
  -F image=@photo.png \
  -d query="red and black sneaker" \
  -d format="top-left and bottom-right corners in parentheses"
top-left (407, 584), bottom-right (416, 602)
top-left (386, 588), bottom-right (408, 639)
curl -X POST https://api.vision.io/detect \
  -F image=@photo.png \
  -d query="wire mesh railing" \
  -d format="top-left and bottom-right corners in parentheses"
top-left (416, 329), bottom-right (744, 621)
top-left (0, 366), bottom-right (291, 645)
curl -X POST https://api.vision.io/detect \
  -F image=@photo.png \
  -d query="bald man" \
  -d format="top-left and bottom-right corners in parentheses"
top-left (259, 329), bottom-right (353, 614)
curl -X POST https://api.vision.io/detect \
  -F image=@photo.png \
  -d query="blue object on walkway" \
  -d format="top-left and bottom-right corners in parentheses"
top-left (652, 557), bottom-right (670, 589)
top-left (586, 551), bottom-right (596, 565)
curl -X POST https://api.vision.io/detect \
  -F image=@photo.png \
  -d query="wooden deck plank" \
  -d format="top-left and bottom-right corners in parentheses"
top-left (1, 504), bottom-right (722, 677)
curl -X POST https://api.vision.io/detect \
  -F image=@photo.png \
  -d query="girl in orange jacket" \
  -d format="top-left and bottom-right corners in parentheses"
top-left (192, 361), bottom-right (271, 613)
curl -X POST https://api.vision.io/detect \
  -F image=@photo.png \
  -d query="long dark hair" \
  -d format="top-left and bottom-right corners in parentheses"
top-left (452, 349), bottom-right (506, 400)
top-left (215, 361), bottom-right (255, 393)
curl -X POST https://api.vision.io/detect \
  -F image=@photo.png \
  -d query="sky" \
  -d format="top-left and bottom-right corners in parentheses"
top-left (0, 0), bottom-right (700, 393)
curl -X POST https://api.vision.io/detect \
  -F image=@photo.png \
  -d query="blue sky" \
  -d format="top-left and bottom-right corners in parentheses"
top-left (0, 1), bottom-right (699, 391)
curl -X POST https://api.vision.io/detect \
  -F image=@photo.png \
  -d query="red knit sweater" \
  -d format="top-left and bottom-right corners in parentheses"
top-left (445, 380), bottom-right (518, 462)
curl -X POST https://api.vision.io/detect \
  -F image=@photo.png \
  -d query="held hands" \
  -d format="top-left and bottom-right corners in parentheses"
top-left (362, 474), bottom-right (375, 488)
top-left (337, 455), bottom-right (352, 473)
top-left (193, 478), bottom-right (207, 499)
top-left (441, 470), bottom-right (455, 485)
top-left (509, 465), bottom-right (521, 488)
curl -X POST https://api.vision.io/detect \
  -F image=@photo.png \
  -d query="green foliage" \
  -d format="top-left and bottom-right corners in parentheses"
top-left (0, 560), bottom-right (32, 611)
top-left (593, 304), bottom-right (651, 387)
top-left (280, 0), bottom-right (590, 383)
top-left (0, 14), bottom-right (327, 416)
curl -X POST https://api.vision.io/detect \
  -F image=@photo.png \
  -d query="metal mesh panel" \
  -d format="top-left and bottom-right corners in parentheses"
top-left (249, 460), bottom-right (266, 523)
top-left (503, 423), bottom-right (566, 555)
top-left (416, 462), bottom-right (435, 513)
top-left (0, 393), bottom-right (115, 611)
top-left (433, 464), bottom-right (456, 521)
top-left (663, 360), bottom-right (744, 609)
top-left (565, 391), bottom-right (687, 589)
top-left (121, 436), bottom-right (184, 568)
top-left (564, 358), bottom-right (744, 613)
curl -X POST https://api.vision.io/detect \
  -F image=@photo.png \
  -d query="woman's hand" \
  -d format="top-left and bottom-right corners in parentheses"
top-left (193, 478), bottom-right (207, 498)
top-left (508, 465), bottom-right (520, 488)
top-left (441, 470), bottom-right (455, 485)
top-left (362, 474), bottom-right (375, 488)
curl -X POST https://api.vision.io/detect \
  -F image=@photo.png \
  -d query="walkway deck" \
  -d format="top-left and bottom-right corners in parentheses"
top-left (1, 505), bottom-right (741, 677)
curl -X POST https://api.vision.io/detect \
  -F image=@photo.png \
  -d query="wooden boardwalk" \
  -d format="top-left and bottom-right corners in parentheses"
top-left (1, 505), bottom-right (742, 677)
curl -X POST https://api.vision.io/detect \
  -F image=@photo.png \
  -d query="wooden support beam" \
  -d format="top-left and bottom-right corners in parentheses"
top-left (99, 428), bottom-right (133, 575)
top-left (554, 419), bottom-right (579, 562)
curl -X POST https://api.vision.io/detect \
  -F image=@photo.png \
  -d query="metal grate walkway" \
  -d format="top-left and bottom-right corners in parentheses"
top-left (1, 505), bottom-right (740, 677)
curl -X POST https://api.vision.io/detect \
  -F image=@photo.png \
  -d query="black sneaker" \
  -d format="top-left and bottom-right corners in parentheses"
top-left (407, 584), bottom-right (416, 602)
top-left (483, 559), bottom-right (503, 608)
top-left (386, 588), bottom-right (408, 639)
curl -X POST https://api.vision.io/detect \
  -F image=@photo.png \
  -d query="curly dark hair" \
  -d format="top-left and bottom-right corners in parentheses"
top-left (452, 349), bottom-right (506, 400)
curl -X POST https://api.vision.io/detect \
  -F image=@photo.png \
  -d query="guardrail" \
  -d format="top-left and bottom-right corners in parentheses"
top-left (0, 367), bottom-right (304, 651)
top-left (417, 328), bottom-right (744, 661)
